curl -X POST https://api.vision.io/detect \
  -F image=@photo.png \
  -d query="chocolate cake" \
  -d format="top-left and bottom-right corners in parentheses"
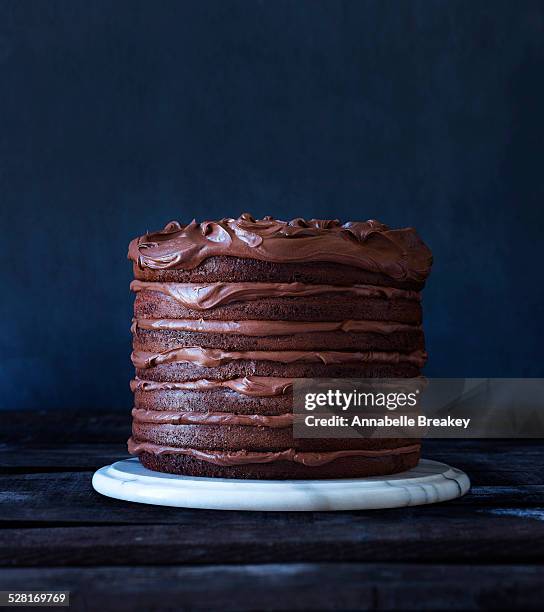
top-left (127, 214), bottom-right (432, 479)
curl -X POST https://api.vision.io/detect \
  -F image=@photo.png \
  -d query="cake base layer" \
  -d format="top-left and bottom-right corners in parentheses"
top-left (136, 446), bottom-right (420, 480)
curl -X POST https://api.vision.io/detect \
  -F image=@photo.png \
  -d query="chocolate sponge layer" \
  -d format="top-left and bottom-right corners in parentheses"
top-left (138, 448), bottom-right (420, 480)
top-left (134, 292), bottom-right (422, 324)
top-left (135, 361), bottom-right (420, 382)
top-left (133, 256), bottom-right (425, 290)
top-left (132, 327), bottom-right (425, 353)
top-left (133, 387), bottom-right (294, 415)
top-left (133, 422), bottom-right (416, 453)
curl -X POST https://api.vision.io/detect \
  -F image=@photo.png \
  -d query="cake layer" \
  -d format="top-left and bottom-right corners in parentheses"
top-left (132, 260), bottom-right (425, 289)
top-left (134, 291), bottom-right (422, 324)
top-left (129, 434), bottom-right (418, 456)
top-left (131, 378), bottom-right (427, 415)
top-left (133, 387), bottom-right (293, 414)
top-left (134, 361), bottom-right (421, 382)
top-left (135, 446), bottom-right (420, 479)
top-left (132, 317), bottom-right (421, 335)
top-left (131, 422), bottom-right (420, 454)
top-left (131, 280), bottom-right (421, 309)
top-left (132, 420), bottom-right (420, 452)
top-left (131, 376), bottom-right (293, 396)
top-left (128, 215), bottom-right (432, 287)
top-left (132, 408), bottom-right (294, 427)
top-left (132, 325), bottom-right (425, 352)
top-left (131, 378), bottom-right (294, 414)
top-left (132, 347), bottom-right (427, 369)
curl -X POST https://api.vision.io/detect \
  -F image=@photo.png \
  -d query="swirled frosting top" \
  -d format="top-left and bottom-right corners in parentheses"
top-left (128, 213), bottom-right (432, 282)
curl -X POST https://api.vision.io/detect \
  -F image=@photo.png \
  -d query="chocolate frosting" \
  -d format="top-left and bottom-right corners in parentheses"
top-left (132, 347), bottom-right (427, 369)
top-left (131, 376), bottom-right (293, 396)
top-left (128, 214), bottom-right (432, 282)
top-left (132, 317), bottom-right (421, 336)
top-left (130, 280), bottom-right (421, 309)
top-left (127, 438), bottom-right (420, 466)
top-left (132, 408), bottom-right (294, 428)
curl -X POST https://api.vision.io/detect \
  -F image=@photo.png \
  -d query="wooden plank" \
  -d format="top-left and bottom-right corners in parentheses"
top-left (0, 563), bottom-right (541, 611)
top-left (0, 444), bottom-right (130, 473)
top-left (0, 515), bottom-right (543, 566)
top-left (0, 411), bottom-right (130, 444)
top-left (0, 472), bottom-right (543, 566)
top-left (424, 441), bottom-right (544, 486)
top-left (1, 467), bottom-right (544, 523)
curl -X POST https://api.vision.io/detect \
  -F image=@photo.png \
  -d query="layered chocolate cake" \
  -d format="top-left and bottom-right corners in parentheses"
top-left (127, 214), bottom-right (432, 479)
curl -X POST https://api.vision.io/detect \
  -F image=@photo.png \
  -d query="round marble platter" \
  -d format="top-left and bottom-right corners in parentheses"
top-left (92, 458), bottom-right (470, 511)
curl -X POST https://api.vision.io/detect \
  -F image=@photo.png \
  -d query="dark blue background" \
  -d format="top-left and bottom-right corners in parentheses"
top-left (2, 0), bottom-right (543, 410)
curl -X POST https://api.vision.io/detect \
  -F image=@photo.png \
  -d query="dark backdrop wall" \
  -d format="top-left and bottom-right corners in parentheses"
top-left (1, 0), bottom-right (543, 410)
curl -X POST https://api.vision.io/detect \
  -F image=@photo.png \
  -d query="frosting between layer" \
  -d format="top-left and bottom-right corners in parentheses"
top-left (132, 408), bottom-right (294, 428)
top-left (130, 279), bottom-right (421, 309)
top-left (128, 214), bottom-right (432, 282)
top-left (131, 376), bottom-right (293, 396)
top-left (131, 347), bottom-right (428, 369)
top-left (132, 317), bottom-right (421, 336)
top-left (127, 438), bottom-right (421, 466)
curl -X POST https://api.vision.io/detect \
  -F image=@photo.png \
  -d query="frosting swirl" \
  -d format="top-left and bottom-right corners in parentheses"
top-left (128, 214), bottom-right (432, 282)
top-left (132, 318), bottom-right (421, 335)
top-left (131, 376), bottom-right (293, 396)
top-left (131, 347), bottom-right (427, 369)
top-left (127, 438), bottom-right (421, 466)
top-left (132, 408), bottom-right (294, 428)
top-left (130, 280), bottom-right (421, 309)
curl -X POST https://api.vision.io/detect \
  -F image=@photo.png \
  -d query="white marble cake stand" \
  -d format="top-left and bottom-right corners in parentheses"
top-left (92, 458), bottom-right (469, 511)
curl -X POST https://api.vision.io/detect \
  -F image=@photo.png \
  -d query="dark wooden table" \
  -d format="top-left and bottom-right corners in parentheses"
top-left (0, 411), bottom-right (543, 611)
